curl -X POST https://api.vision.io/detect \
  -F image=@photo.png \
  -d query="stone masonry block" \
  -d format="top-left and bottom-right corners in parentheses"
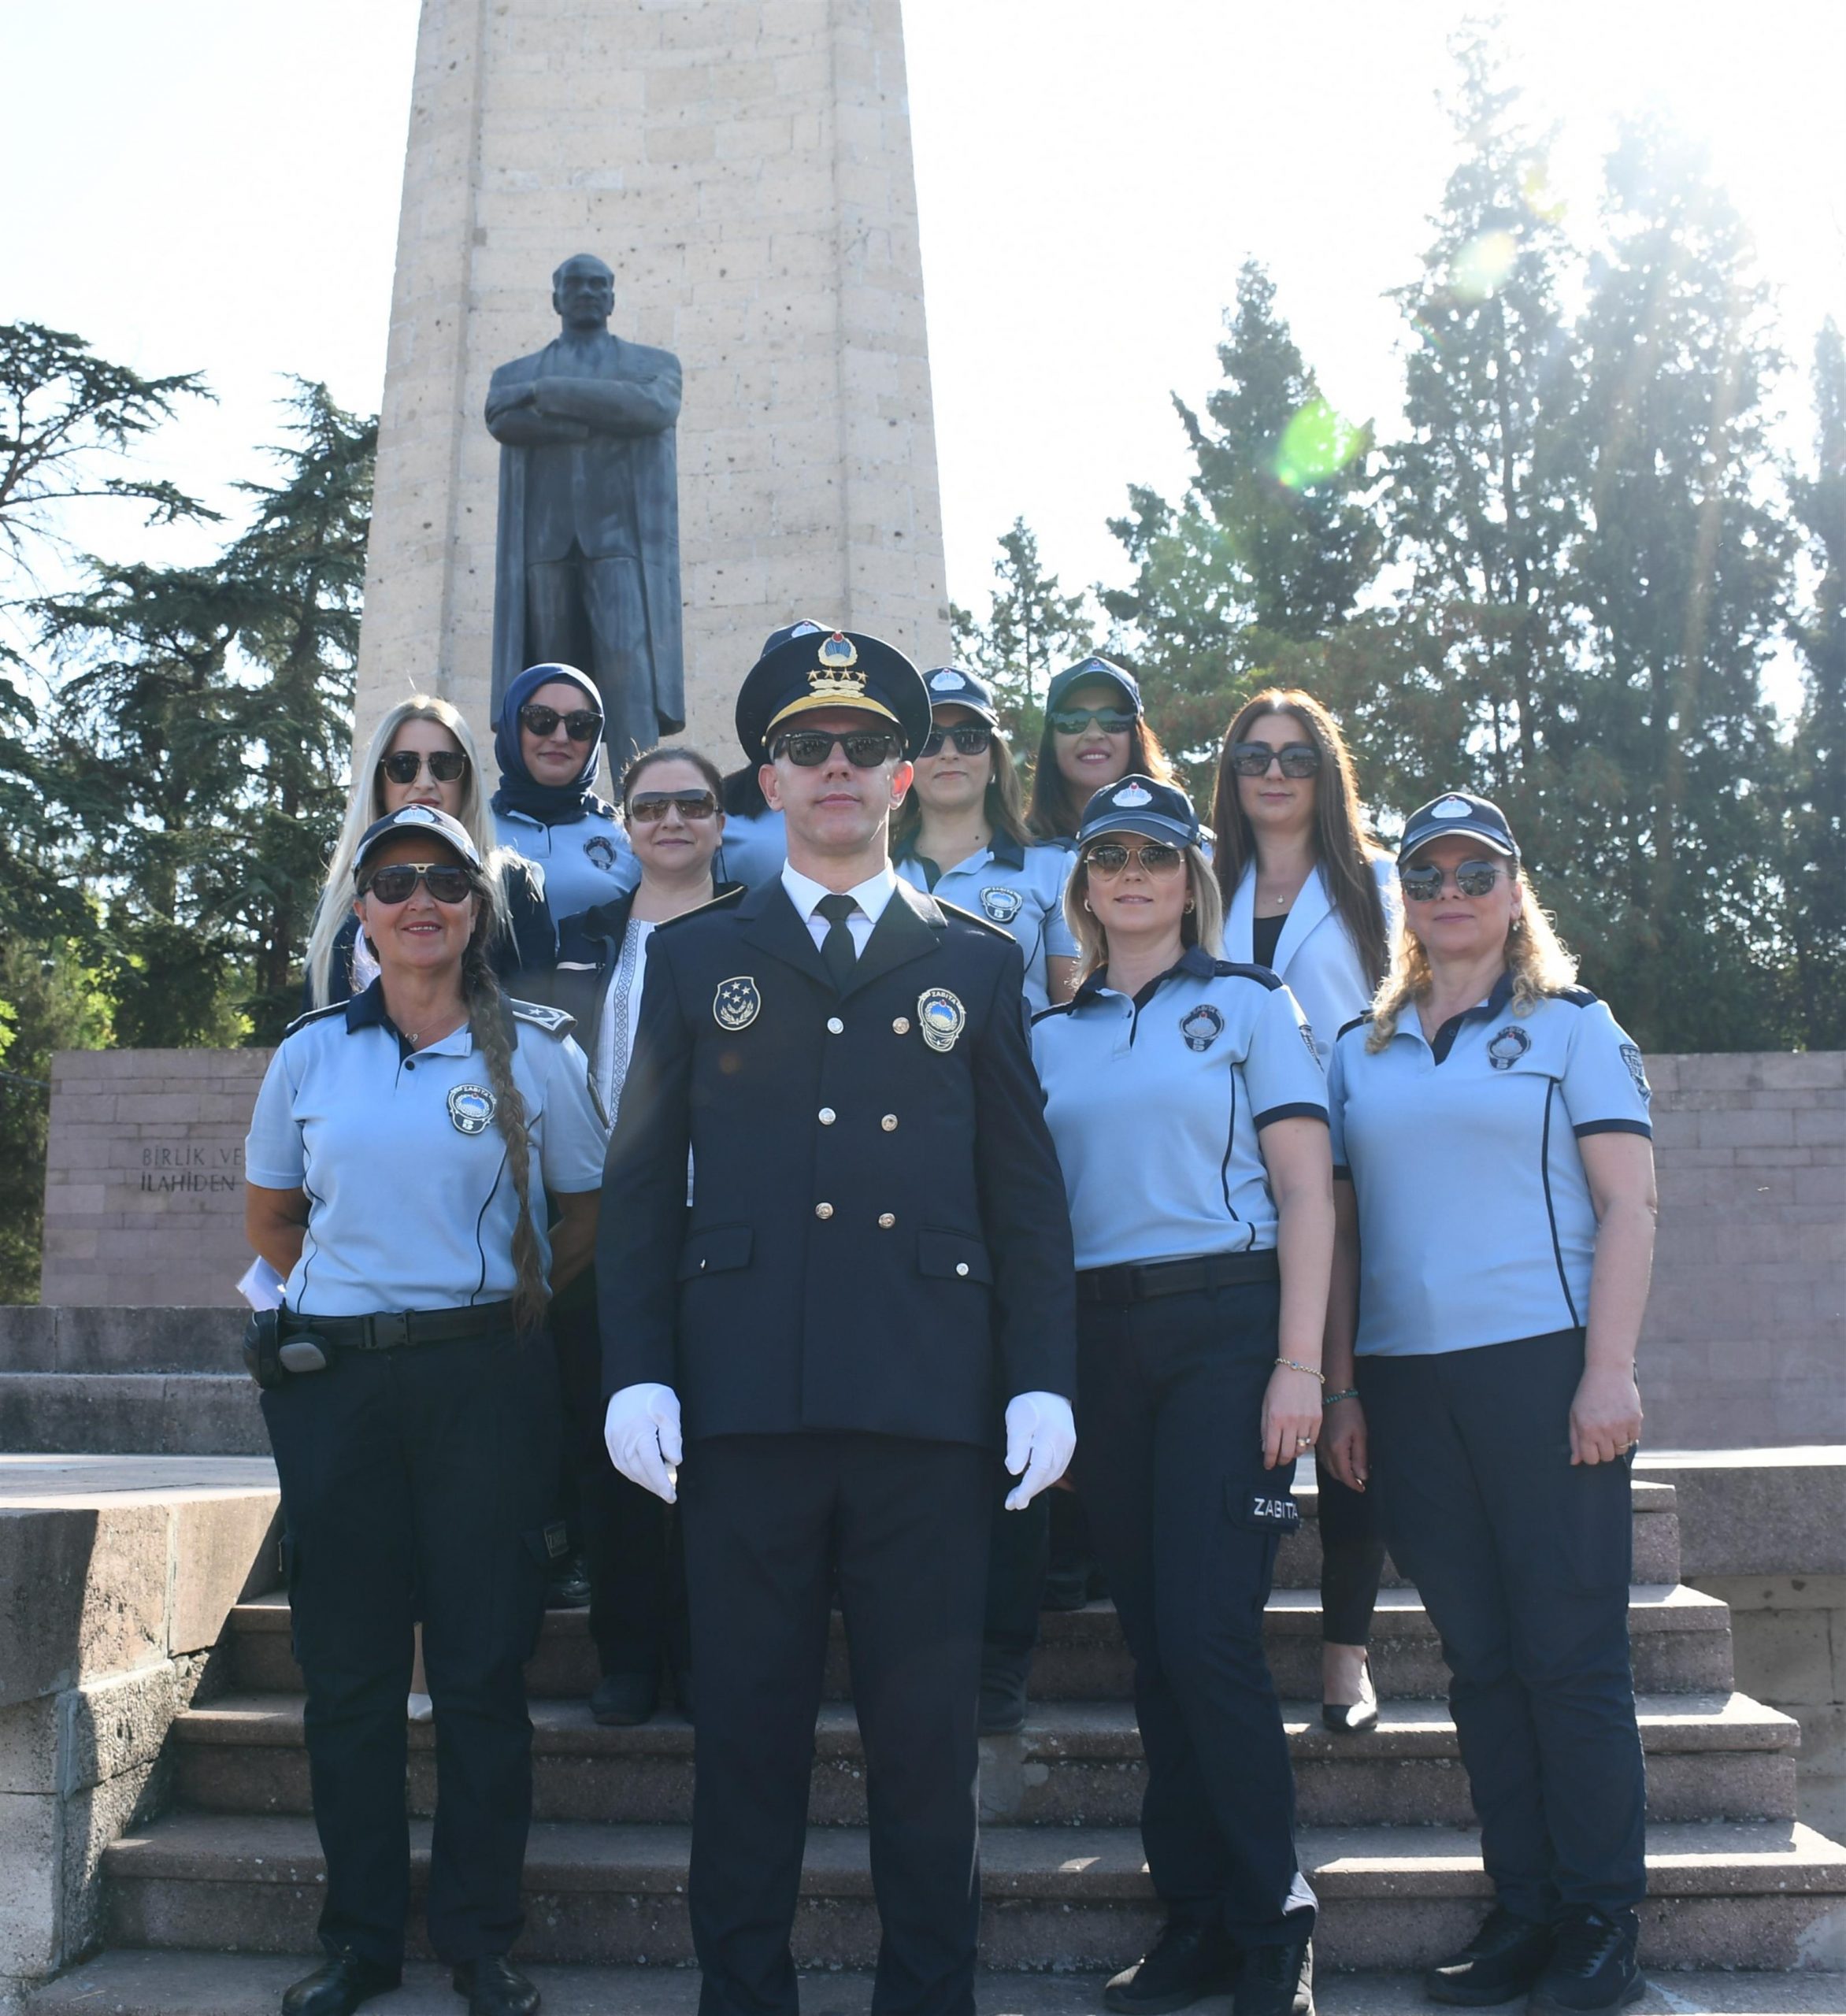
top-left (0, 1788), bottom-right (60, 1976)
top-left (0, 1699), bottom-right (59, 1797)
top-left (169, 1494), bottom-right (282, 1655)
top-left (0, 1312), bottom-right (54, 1375)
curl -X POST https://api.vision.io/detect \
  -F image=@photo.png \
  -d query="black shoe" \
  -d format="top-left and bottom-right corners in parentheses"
top-left (978, 1649), bottom-right (1031, 1735)
top-left (1423, 1906), bottom-right (1553, 2006)
top-left (452, 1955), bottom-right (541, 2015)
top-left (589, 1671), bottom-right (658, 1726)
top-left (1233, 1938), bottom-right (1313, 2016)
top-left (1320, 1652), bottom-right (1377, 1734)
top-left (1528, 1908), bottom-right (1643, 2012)
top-left (543, 1549), bottom-right (591, 1609)
top-left (1103, 1918), bottom-right (1238, 2014)
top-left (670, 1664), bottom-right (695, 1724)
top-left (281, 1952), bottom-right (401, 2016)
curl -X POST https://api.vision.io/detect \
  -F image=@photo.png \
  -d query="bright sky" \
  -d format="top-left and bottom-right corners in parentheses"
top-left (2, 1), bottom-right (1841, 673)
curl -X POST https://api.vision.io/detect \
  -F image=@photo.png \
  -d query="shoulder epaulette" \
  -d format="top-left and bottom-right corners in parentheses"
top-left (282, 1000), bottom-right (347, 1039)
top-left (1210, 959), bottom-right (1284, 989)
top-left (507, 998), bottom-right (576, 1038)
top-left (657, 884), bottom-right (747, 929)
top-left (936, 897), bottom-right (1013, 940)
top-left (1548, 985), bottom-right (1600, 1007)
top-left (1336, 1010), bottom-right (1376, 1040)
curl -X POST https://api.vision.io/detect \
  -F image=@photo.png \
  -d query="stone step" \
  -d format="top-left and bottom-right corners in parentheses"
top-left (100, 1811), bottom-right (1846, 1972)
top-left (28, 1952), bottom-right (1846, 2014)
top-left (0, 1371), bottom-right (266, 1457)
top-left (224, 1583), bottom-right (1736, 1702)
top-left (171, 1689), bottom-right (1800, 1829)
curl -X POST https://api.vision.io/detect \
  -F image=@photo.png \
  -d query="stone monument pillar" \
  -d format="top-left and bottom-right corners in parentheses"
top-left (354, 0), bottom-right (951, 759)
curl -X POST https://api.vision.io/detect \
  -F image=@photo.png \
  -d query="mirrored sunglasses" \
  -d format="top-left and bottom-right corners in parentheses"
top-left (628, 789), bottom-right (719, 824)
top-left (1051, 707), bottom-right (1137, 736)
top-left (770, 729), bottom-right (902, 768)
top-left (1399, 859), bottom-right (1506, 901)
top-left (1081, 839), bottom-right (1187, 876)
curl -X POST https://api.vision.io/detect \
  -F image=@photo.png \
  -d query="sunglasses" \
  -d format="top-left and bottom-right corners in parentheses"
top-left (358, 862), bottom-right (477, 906)
top-left (770, 729), bottom-right (902, 768)
top-left (1229, 740), bottom-right (1321, 779)
top-left (1051, 707), bottom-right (1137, 736)
top-left (628, 789), bottom-right (719, 824)
top-left (1081, 839), bottom-right (1187, 876)
top-left (380, 749), bottom-right (468, 786)
top-left (919, 723), bottom-right (994, 758)
top-left (518, 703), bottom-right (602, 742)
top-left (1399, 859), bottom-right (1507, 900)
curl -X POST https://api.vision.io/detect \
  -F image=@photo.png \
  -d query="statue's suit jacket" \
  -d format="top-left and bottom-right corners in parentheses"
top-left (485, 332), bottom-right (684, 728)
top-left (597, 877), bottom-right (1077, 1448)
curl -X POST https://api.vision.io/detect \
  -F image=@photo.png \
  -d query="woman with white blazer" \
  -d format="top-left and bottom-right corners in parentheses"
top-left (1211, 689), bottom-right (1399, 1736)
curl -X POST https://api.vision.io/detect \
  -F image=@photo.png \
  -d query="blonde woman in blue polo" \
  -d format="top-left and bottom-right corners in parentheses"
top-left (1321, 791), bottom-right (1656, 2015)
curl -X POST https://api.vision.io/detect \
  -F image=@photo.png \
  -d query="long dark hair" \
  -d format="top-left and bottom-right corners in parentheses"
top-left (891, 725), bottom-right (1033, 857)
top-left (1026, 713), bottom-right (1177, 842)
top-left (1210, 687), bottom-right (1389, 991)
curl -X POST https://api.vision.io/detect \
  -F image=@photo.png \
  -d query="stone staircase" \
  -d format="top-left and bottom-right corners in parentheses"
top-left (6, 1307), bottom-right (1846, 1998)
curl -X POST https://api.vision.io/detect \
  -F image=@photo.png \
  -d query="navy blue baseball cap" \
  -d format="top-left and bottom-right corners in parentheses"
top-left (1077, 774), bottom-right (1200, 850)
top-left (736, 627), bottom-right (933, 761)
top-left (1046, 655), bottom-right (1142, 717)
top-left (1398, 790), bottom-right (1518, 864)
top-left (921, 664), bottom-right (999, 724)
top-left (353, 804), bottom-right (483, 879)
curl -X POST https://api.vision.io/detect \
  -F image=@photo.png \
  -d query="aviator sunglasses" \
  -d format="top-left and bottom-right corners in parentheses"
top-left (380, 749), bottom-right (468, 785)
top-left (518, 703), bottom-right (602, 742)
top-left (1229, 740), bottom-right (1321, 779)
top-left (628, 788), bottom-right (719, 824)
top-left (919, 723), bottom-right (994, 758)
top-left (1081, 839), bottom-right (1187, 876)
top-left (770, 728), bottom-right (902, 768)
top-left (1051, 706), bottom-right (1137, 736)
top-left (358, 862), bottom-right (478, 906)
top-left (1399, 859), bottom-right (1507, 901)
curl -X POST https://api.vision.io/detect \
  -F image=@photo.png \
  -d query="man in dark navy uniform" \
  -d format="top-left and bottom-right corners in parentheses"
top-left (598, 628), bottom-right (1077, 2016)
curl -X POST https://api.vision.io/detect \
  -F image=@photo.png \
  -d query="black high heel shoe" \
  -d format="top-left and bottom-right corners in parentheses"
top-left (1320, 1652), bottom-right (1377, 1733)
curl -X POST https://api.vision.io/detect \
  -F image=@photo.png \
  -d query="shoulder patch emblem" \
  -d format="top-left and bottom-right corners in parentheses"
top-left (917, 987), bottom-right (966, 1053)
top-left (1620, 1042), bottom-right (1652, 1104)
top-left (447, 1084), bottom-right (496, 1136)
top-left (1179, 1004), bottom-right (1224, 1052)
top-left (714, 976), bottom-right (761, 1031)
top-left (1487, 1025), bottom-right (1532, 1070)
top-left (584, 833), bottom-right (620, 873)
top-left (980, 884), bottom-right (1023, 924)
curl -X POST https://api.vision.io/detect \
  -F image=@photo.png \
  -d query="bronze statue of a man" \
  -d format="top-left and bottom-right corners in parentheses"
top-left (486, 254), bottom-right (684, 765)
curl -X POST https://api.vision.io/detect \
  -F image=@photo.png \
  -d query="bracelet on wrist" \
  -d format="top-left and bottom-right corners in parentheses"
top-left (1323, 1388), bottom-right (1359, 1405)
top-left (1273, 1358), bottom-right (1325, 1384)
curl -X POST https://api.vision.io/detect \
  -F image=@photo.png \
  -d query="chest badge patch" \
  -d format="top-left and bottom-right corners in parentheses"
top-left (1487, 1025), bottom-right (1533, 1070)
top-left (1620, 1042), bottom-right (1652, 1104)
top-left (917, 988), bottom-right (966, 1053)
top-left (447, 1084), bottom-right (496, 1136)
top-left (980, 885), bottom-right (1023, 924)
top-left (1179, 1004), bottom-right (1224, 1052)
top-left (584, 833), bottom-right (620, 873)
top-left (714, 976), bottom-right (762, 1031)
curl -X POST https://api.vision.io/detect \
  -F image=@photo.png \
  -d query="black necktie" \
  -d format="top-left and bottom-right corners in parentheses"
top-left (816, 892), bottom-right (858, 993)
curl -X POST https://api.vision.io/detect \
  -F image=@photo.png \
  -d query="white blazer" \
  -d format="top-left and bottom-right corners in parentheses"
top-left (1225, 855), bottom-right (1400, 1062)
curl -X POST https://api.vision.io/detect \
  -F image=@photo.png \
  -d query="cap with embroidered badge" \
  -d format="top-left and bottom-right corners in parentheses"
top-left (1077, 774), bottom-right (1200, 850)
top-left (1045, 655), bottom-right (1143, 717)
top-left (1398, 790), bottom-right (1518, 864)
top-left (352, 803), bottom-right (482, 877)
top-left (736, 626), bottom-right (932, 760)
top-left (921, 664), bottom-right (999, 724)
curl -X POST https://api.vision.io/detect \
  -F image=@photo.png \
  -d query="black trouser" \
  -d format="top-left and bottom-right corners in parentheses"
top-left (982, 1465), bottom-right (1047, 1659)
top-left (525, 546), bottom-right (656, 768)
top-left (680, 1432), bottom-right (992, 2016)
top-left (1076, 1279), bottom-right (1317, 1947)
top-left (551, 1288), bottom-right (689, 1682)
top-left (1314, 1455), bottom-right (1386, 1647)
top-left (1359, 1329), bottom-right (1646, 1921)
top-left (260, 1326), bottom-right (557, 1966)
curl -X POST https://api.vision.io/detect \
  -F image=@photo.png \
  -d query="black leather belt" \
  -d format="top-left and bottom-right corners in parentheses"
top-left (1076, 1251), bottom-right (1279, 1305)
top-left (280, 1303), bottom-right (516, 1352)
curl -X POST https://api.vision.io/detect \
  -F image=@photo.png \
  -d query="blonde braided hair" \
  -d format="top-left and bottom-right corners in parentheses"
top-left (461, 925), bottom-right (550, 1336)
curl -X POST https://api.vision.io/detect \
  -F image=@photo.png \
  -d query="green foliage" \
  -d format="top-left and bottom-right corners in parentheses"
top-left (949, 517), bottom-right (1095, 746)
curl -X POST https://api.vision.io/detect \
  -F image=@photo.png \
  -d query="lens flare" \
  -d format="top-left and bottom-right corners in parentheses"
top-left (1450, 228), bottom-right (1519, 301)
top-left (1273, 398), bottom-right (1366, 490)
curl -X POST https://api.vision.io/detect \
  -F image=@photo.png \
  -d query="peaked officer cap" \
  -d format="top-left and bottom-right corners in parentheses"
top-left (736, 628), bottom-right (932, 761)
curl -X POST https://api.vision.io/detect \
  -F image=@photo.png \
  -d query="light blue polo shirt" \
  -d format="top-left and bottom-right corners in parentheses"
top-left (493, 804), bottom-right (639, 920)
top-left (896, 836), bottom-right (1079, 1011)
top-left (1031, 946), bottom-right (1329, 1269)
top-left (245, 983), bottom-right (607, 1317)
top-left (1327, 974), bottom-right (1653, 1358)
top-left (716, 807), bottom-right (788, 891)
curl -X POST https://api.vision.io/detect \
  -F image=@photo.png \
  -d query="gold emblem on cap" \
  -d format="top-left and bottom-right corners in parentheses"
top-left (806, 632), bottom-right (869, 704)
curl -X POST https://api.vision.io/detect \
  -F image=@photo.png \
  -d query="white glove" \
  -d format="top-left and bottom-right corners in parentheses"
top-left (1003, 1391), bottom-right (1076, 1510)
top-left (603, 1383), bottom-right (683, 1504)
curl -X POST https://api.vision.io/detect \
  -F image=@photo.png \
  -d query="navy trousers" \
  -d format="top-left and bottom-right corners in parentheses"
top-left (261, 1328), bottom-right (557, 1966)
top-left (1358, 1329), bottom-right (1646, 1920)
top-left (1076, 1280), bottom-right (1317, 1946)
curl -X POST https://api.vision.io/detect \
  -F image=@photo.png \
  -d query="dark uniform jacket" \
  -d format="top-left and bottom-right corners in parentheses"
top-left (529, 881), bottom-right (747, 1043)
top-left (597, 875), bottom-right (1077, 1448)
